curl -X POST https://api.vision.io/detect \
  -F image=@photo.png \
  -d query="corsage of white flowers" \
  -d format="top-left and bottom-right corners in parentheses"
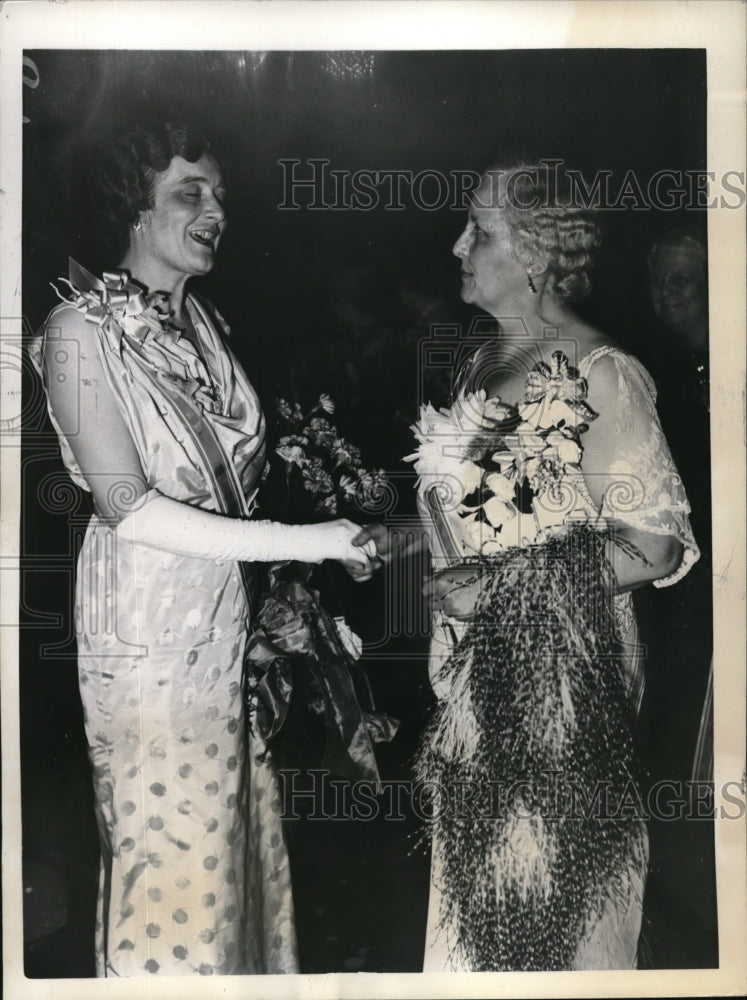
top-left (407, 353), bottom-right (598, 556)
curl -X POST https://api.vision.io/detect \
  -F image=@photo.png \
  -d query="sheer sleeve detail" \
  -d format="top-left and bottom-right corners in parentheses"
top-left (580, 346), bottom-right (700, 587)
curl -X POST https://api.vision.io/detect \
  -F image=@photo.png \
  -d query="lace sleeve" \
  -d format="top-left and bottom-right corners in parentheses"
top-left (583, 348), bottom-right (700, 587)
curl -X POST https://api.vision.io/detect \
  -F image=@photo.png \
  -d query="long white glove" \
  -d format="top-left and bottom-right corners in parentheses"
top-left (115, 492), bottom-right (375, 567)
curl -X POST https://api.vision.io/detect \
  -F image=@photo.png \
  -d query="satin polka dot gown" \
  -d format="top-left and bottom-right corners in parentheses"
top-left (33, 281), bottom-right (298, 976)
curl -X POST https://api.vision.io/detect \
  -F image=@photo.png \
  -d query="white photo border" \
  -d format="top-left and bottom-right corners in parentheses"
top-left (1, 2), bottom-right (745, 998)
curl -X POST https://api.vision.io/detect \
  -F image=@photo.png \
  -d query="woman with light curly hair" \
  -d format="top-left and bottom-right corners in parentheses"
top-left (383, 161), bottom-right (699, 970)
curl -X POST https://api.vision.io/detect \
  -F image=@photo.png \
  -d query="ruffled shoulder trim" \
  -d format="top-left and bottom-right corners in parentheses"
top-left (50, 258), bottom-right (182, 351)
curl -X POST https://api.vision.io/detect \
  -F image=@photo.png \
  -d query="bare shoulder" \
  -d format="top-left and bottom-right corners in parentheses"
top-left (39, 304), bottom-right (110, 406)
top-left (42, 303), bottom-right (97, 349)
top-left (584, 353), bottom-right (621, 409)
top-left (573, 325), bottom-right (624, 411)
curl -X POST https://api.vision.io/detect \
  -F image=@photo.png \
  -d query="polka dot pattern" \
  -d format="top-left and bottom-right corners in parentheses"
top-left (78, 548), bottom-right (299, 978)
top-left (65, 294), bottom-right (299, 977)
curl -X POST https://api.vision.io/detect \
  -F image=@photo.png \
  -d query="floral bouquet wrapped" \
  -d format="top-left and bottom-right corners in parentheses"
top-left (246, 395), bottom-right (397, 784)
top-left (407, 351), bottom-right (598, 563)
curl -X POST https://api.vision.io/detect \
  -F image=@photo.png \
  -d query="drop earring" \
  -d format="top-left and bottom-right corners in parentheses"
top-left (527, 270), bottom-right (537, 294)
top-left (133, 220), bottom-right (142, 233)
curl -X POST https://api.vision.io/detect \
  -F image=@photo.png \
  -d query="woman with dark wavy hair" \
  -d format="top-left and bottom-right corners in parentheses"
top-left (401, 161), bottom-right (699, 969)
top-left (30, 124), bottom-right (375, 977)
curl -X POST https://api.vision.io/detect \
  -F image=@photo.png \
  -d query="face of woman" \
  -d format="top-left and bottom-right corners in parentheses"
top-left (135, 153), bottom-right (227, 282)
top-left (452, 180), bottom-right (526, 314)
top-left (649, 245), bottom-right (708, 339)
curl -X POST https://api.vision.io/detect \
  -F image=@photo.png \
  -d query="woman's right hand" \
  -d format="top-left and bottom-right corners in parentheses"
top-left (309, 519), bottom-right (380, 581)
top-left (352, 523), bottom-right (427, 563)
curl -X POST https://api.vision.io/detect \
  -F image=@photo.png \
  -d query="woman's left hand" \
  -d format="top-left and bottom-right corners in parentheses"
top-left (423, 563), bottom-right (486, 621)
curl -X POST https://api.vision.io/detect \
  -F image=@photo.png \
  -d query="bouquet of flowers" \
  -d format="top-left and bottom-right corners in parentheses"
top-left (271, 394), bottom-right (390, 522)
top-left (408, 351), bottom-right (598, 560)
top-left (246, 394), bottom-right (397, 784)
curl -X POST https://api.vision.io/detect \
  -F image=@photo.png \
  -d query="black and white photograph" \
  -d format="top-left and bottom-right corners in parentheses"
top-left (2, 3), bottom-right (745, 998)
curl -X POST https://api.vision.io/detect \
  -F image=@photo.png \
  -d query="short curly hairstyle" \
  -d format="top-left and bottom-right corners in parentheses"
top-left (94, 123), bottom-right (218, 262)
top-left (480, 161), bottom-right (602, 303)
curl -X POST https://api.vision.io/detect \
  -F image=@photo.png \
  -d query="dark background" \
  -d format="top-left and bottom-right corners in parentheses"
top-left (20, 49), bottom-right (715, 976)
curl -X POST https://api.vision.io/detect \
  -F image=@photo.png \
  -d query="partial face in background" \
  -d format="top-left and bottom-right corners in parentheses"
top-left (649, 245), bottom-right (708, 342)
top-left (135, 153), bottom-right (227, 281)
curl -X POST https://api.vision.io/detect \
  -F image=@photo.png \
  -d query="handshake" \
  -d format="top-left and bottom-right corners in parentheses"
top-left (312, 520), bottom-right (415, 582)
top-left (343, 522), bottom-right (411, 583)
top-left (336, 521), bottom-right (484, 621)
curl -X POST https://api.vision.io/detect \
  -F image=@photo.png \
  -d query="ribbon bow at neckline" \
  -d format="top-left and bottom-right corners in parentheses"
top-left (54, 258), bottom-right (182, 345)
